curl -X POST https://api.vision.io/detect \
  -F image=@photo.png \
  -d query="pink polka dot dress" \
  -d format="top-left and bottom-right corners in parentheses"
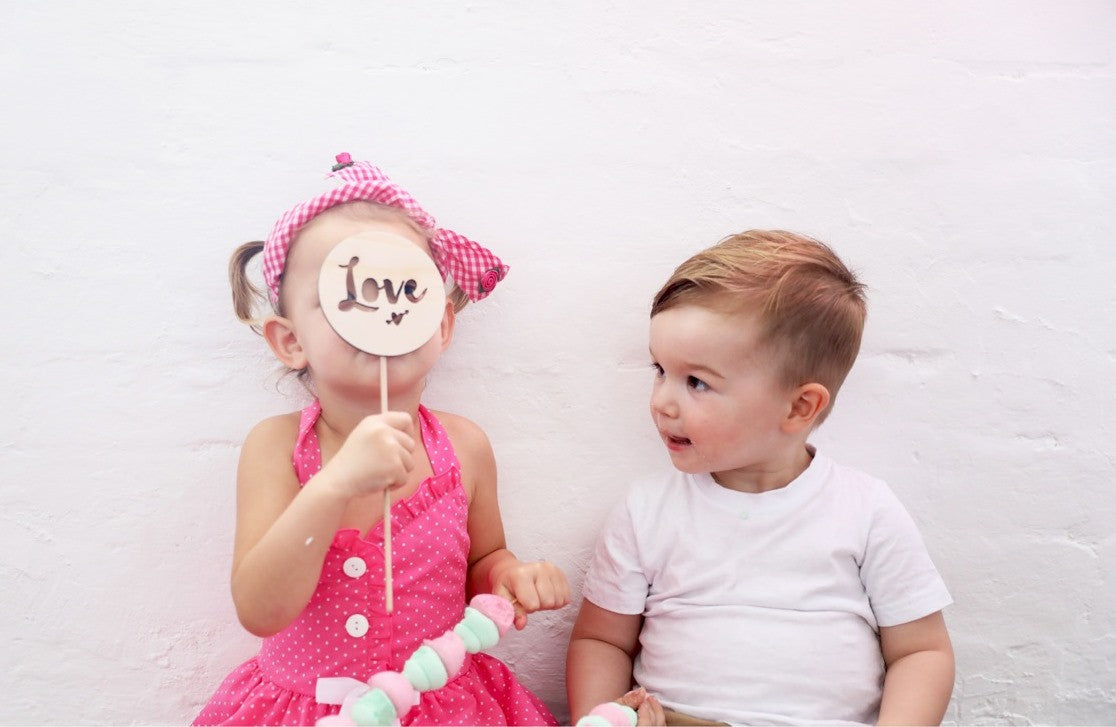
top-left (194, 402), bottom-right (557, 726)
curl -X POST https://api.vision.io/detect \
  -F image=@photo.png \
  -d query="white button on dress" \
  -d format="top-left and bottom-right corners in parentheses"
top-left (345, 614), bottom-right (369, 637)
top-left (342, 556), bottom-right (367, 578)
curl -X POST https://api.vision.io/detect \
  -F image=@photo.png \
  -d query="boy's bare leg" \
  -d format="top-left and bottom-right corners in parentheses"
top-left (662, 707), bottom-right (728, 726)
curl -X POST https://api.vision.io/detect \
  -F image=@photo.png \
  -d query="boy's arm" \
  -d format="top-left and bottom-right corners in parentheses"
top-left (877, 610), bottom-right (955, 726)
top-left (567, 599), bottom-right (643, 722)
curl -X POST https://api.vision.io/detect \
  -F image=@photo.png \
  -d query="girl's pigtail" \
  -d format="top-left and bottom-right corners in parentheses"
top-left (229, 240), bottom-right (268, 334)
top-left (447, 285), bottom-right (469, 314)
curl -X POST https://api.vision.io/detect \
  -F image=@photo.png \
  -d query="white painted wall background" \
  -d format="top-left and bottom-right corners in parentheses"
top-left (2, 2), bottom-right (1113, 724)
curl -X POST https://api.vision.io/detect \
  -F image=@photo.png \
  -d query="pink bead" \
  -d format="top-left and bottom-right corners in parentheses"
top-left (367, 671), bottom-right (419, 717)
top-left (339, 685), bottom-right (369, 715)
top-left (425, 630), bottom-right (467, 678)
top-left (469, 594), bottom-right (515, 637)
top-left (589, 702), bottom-right (638, 726)
top-left (335, 152), bottom-right (353, 165)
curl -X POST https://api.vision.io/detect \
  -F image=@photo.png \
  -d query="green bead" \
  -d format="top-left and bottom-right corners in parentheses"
top-left (349, 688), bottom-right (397, 727)
top-left (402, 644), bottom-right (448, 691)
top-left (453, 606), bottom-right (499, 653)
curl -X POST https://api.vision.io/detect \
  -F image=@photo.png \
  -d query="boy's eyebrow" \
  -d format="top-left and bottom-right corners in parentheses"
top-left (685, 363), bottom-right (727, 380)
top-left (649, 349), bottom-right (727, 380)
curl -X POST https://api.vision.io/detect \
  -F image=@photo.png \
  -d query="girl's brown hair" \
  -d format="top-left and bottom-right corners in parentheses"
top-left (229, 201), bottom-right (470, 333)
top-left (229, 202), bottom-right (470, 383)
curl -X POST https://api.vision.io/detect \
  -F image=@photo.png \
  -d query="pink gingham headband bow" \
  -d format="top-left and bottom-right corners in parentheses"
top-left (261, 153), bottom-right (508, 305)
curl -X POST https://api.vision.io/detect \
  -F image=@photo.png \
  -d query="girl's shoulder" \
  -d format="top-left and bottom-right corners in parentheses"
top-left (241, 410), bottom-right (303, 457)
top-left (427, 409), bottom-right (496, 486)
top-left (427, 409), bottom-right (493, 455)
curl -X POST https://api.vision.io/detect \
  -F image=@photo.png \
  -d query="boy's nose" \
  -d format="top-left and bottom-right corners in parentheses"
top-left (650, 384), bottom-right (678, 418)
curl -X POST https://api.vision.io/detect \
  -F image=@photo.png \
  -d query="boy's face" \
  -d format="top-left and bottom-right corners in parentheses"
top-left (649, 303), bottom-right (803, 493)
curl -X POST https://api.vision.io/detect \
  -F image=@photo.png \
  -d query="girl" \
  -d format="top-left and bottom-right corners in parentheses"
top-left (194, 154), bottom-right (569, 726)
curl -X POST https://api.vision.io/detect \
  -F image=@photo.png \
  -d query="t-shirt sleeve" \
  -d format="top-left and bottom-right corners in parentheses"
top-left (580, 492), bottom-right (650, 616)
top-left (860, 483), bottom-right (953, 627)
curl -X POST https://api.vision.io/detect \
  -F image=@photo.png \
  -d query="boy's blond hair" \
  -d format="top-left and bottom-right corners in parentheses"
top-left (651, 230), bottom-right (867, 423)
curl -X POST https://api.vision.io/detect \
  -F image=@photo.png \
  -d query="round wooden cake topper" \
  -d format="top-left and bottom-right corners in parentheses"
top-left (318, 231), bottom-right (447, 356)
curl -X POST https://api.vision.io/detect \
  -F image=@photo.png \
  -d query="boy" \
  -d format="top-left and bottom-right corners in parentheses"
top-left (567, 231), bottom-right (954, 725)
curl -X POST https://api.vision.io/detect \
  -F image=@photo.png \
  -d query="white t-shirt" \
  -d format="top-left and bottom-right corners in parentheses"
top-left (582, 450), bottom-right (952, 726)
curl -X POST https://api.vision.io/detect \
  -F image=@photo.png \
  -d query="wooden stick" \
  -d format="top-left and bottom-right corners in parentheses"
top-left (381, 355), bottom-right (393, 613)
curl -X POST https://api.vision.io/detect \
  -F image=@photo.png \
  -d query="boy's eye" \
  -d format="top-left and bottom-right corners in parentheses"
top-left (650, 362), bottom-right (664, 377)
top-left (687, 376), bottom-right (710, 392)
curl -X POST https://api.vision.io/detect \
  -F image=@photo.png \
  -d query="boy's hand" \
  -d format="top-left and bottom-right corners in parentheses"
top-left (618, 688), bottom-right (665, 726)
top-left (491, 559), bottom-right (570, 629)
top-left (322, 412), bottom-right (416, 498)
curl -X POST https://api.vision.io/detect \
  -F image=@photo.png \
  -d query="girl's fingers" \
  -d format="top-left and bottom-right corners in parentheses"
top-left (532, 572), bottom-right (557, 609)
top-left (498, 589), bottom-right (529, 629)
top-left (552, 569), bottom-right (571, 606)
top-left (512, 571), bottom-right (541, 612)
top-left (392, 428), bottom-right (416, 453)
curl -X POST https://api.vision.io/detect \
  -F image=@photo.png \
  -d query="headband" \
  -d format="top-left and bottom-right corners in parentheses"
top-left (261, 153), bottom-right (508, 305)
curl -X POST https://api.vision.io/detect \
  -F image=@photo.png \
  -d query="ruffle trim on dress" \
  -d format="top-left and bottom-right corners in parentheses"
top-left (329, 465), bottom-right (463, 554)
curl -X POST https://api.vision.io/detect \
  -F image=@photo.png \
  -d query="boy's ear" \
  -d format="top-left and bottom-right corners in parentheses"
top-left (783, 382), bottom-right (831, 433)
top-left (262, 315), bottom-right (308, 370)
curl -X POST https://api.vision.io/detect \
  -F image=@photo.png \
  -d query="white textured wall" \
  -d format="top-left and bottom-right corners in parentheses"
top-left (2, 2), bottom-right (1114, 724)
